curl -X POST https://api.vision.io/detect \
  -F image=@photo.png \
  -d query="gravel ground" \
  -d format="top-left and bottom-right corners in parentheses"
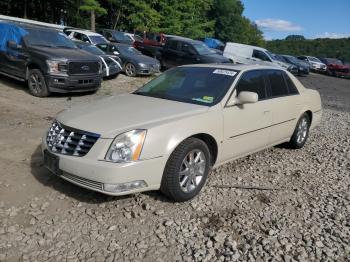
top-left (0, 73), bottom-right (349, 262)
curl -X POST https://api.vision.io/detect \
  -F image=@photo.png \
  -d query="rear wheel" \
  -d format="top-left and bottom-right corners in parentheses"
top-left (161, 138), bottom-right (211, 202)
top-left (125, 63), bottom-right (137, 77)
top-left (288, 113), bottom-right (310, 149)
top-left (28, 69), bottom-right (50, 97)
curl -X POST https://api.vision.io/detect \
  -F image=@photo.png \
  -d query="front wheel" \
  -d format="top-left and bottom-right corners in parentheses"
top-left (288, 113), bottom-right (310, 149)
top-left (28, 69), bottom-right (50, 97)
top-left (125, 63), bottom-right (137, 77)
top-left (161, 138), bottom-right (211, 202)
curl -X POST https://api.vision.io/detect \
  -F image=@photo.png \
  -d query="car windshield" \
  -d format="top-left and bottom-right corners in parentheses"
top-left (134, 67), bottom-right (238, 106)
top-left (118, 46), bottom-right (140, 55)
top-left (284, 55), bottom-right (300, 63)
top-left (80, 44), bottom-right (105, 55)
top-left (24, 29), bottom-right (76, 48)
top-left (309, 57), bottom-right (322, 63)
top-left (112, 31), bottom-right (130, 41)
top-left (89, 35), bottom-right (108, 44)
top-left (193, 43), bottom-right (215, 55)
top-left (326, 58), bottom-right (343, 65)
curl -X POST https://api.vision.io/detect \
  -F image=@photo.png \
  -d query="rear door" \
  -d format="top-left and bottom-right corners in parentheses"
top-left (162, 40), bottom-right (180, 68)
top-left (222, 70), bottom-right (272, 161)
top-left (265, 70), bottom-right (302, 144)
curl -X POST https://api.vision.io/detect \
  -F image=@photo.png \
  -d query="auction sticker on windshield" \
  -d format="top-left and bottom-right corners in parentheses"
top-left (192, 96), bottom-right (214, 103)
top-left (213, 69), bottom-right (237, 76)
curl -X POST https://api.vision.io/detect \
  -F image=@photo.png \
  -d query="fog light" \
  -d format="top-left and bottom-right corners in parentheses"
top-left (103, 180), bottom-right (147, 193)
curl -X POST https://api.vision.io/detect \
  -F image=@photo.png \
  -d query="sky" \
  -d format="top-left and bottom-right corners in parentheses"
top-left (241, 0), bottom-right (350, 40)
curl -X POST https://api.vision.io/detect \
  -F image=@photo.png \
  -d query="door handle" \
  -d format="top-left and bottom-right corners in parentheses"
top-left (263, 110), bottom-right (270, 114)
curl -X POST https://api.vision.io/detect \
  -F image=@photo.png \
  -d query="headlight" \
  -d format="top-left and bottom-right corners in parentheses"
top-left (46, 60), bottom-right (68, 74)
top-left (138, 63), bottom-right (147, 68)
top-left (105, 130), bottom-right (147, 163)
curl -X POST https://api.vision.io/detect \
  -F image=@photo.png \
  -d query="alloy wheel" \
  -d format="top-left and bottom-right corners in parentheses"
top-left (296, 117), bottom-right (308, 144)
top-left (29, 73), bottom-right (43, 95)
top-left (125, 63), bottom-right (136, 76)
top-left (179, 149), bottom-right (206, 193)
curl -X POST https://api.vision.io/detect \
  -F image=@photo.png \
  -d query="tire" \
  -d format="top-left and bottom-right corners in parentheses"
top-left (27, 69), bottom-right (50, 97)
top-left (161, 138), bottom-right (211, 202)
top-left (288, 113), bottom-right (310, 149)
top-left (125, 63), bottom-right (137, 77)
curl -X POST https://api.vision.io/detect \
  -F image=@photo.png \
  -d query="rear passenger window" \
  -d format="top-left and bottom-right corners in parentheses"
top-left (283, 73), bottom-right (299, 95)
top-left (167, 40), bottom-right (178, 50)
top-left (267, 70), bottom-right (289, 97)
top-left (235, 70), bottom-right (266, 100)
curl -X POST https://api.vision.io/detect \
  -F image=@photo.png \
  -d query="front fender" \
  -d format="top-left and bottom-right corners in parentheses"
top-left (140, 108), bottom-right (223, 162)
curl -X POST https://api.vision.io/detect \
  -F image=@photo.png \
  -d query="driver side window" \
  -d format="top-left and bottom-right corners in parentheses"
top-left (235, 70), bottom-right (267, 101)
top-left (253, 50), bottom-right (271, 62)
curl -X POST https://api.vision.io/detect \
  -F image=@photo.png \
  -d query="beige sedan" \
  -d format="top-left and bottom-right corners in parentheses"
top-left (42, 64), bottom-right (322, 201)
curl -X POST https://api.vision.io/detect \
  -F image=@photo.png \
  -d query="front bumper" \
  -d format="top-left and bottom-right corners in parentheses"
top-left (41, 136), bottom-right (166, 196)
top-left (45, 74), bottom-right (102, 93)
top-left (136, 65), bottom-right (160, 75)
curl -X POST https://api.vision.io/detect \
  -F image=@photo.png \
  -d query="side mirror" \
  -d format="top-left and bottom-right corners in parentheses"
top-left (113, 51), bottom-right (120, 55)
top-left (8, 40), bottom-right (21, 50)
top-left (236, 91), bottom-right (258, 104)
top-left (108, 37), bottom-right (114, 42)
top-left (227, 91), bottom-right (258, 106)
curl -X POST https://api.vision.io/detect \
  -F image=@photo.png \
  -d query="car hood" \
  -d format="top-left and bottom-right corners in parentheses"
top-left (123, 53), bottom-right (159, 64)
top-left (57, 94), bottom-right (208, 138)
top-left (27, 46), bottom-right (99, 61)
top-left (200, 53), bottom-right (231, 63)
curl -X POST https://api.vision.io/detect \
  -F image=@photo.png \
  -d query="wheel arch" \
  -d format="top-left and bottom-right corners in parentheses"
top-left (168, 133), bottom-right (218, 167)
top-left (26, 63), bottom-right (44, 80)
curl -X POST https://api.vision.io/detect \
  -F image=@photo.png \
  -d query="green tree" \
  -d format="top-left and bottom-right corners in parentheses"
top-left (158, 0), bottom-right (214, 39)
top-left (210, 0), bottom-right (264, 45)
top-left (79, 0), bottom-right (107, 31)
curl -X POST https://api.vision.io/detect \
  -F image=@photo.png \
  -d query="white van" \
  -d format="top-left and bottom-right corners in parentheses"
top-left (223, 42), bottom-right (295, 72)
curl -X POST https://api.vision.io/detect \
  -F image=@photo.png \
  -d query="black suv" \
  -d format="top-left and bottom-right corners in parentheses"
top-left (159, 37), bottom-right (231, 69)
top-left (0, 22), bottom-right (102, 97)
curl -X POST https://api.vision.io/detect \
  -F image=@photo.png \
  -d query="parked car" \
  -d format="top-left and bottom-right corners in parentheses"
top-left (319, 58), bottom-right (350, 78)
top-left (42, 64), bottom-right (322, 201)
top-left (96, 43), bottom-right (160, 77)
top-left (74, 41), bottom-right (122, 78)
top-left (223, 42), bottom-right (297, 73)
top-left (0, 22), bottom-right (102, 97)
top-left (124, 33), bottom-right (143, 43)
top-left (98, 29), bottom-right (133, 45)
top-left (159, 37), bottom-right (231, 69)
top-left (297, 56), bottom-right (327, 73)
top-left (133, 31), bottom-right (166, 57)
top-left (279, 54), bottom-right (310, 75)
top-left (64, 28), bottom-right (108, 45)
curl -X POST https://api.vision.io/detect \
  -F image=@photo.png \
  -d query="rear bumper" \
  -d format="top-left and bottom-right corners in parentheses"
top-left (45, 74), bottom-right (102, 93)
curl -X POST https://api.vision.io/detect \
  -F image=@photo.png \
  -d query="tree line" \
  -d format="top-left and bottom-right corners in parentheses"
top-left (1, 1), bottom-right (348, 61)
top-left (0, 0), bottom-right (263, 45)
top-left (266, 37), bottom-right (350, 62)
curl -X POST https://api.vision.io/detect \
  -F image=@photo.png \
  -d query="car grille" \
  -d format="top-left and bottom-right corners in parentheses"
top-left (61, 172), bottom-right (103, 191)
top-left (46, 121), bottom-right (100, 157)
top-left (68, 61), bottom-right (99, 75)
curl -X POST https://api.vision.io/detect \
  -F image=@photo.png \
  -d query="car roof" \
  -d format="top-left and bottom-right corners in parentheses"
top-left (66, 29), bottom-right (103, 36)
top-left (180, 63), bottom-right (286, 72)
top-left (2, 21), bottom-right (59, 31)
top-left (167, 36), bottom-right (203, 44)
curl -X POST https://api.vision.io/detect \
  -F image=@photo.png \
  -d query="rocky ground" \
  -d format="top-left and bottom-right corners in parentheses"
top-left (0, 73), bottom-right (349, 262)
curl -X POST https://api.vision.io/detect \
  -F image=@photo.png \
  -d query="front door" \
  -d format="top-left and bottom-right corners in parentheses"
top-left (222, 70), bottom-right (272, 161)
